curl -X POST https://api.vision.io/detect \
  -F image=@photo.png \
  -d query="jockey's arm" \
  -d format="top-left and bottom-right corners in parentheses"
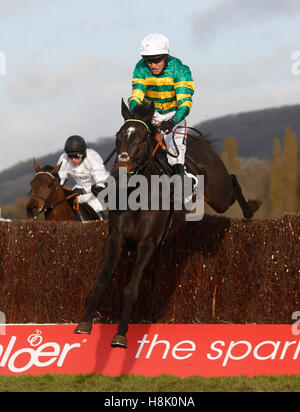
top-left (91, 182), bottom-right (106, 197)
top-left (88, 150), bottom-right (110, 194)
top-left (171, 65), bottom-right (194, 125)
top-left (57, 153), bottom-right (69, 186)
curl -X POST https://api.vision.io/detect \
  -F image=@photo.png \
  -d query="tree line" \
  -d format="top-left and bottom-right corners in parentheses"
top-left (220, 125), bottom-right (299, 218)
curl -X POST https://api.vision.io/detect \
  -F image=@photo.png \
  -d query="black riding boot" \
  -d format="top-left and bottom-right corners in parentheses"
top-left (173, 163), bottom-right (185, 178)
top-left (97, 210), bottom-right (108, 220)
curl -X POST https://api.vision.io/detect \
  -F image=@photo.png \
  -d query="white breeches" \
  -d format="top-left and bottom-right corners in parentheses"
top-left (75, 190), bottom-right (104, 213)
top-left (153, 111), bottom-right (187, 166)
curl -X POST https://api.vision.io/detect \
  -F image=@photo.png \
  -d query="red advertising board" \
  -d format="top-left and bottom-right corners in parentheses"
top-left (0, 324), bottom-right (300, 377)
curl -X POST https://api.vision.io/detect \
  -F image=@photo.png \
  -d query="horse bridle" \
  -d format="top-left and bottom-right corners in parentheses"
top-left (117, 119), bottom-right (153, 175)
top-left (30, 171), bottom-right (57, 210)
top-left (30, 171), bottom-right (75, 216)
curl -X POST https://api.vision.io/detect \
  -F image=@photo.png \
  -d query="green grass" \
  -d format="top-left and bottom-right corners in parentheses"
top-left (0, 374), bottom-right (300, 392)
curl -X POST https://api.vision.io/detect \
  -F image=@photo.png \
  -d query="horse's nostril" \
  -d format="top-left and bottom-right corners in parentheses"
top-left (26, 207), bottom-right (35, 218)
top-left (118, 152), bottom-right (130, 162)
top-left (26, 204), bottom-right (41, 218)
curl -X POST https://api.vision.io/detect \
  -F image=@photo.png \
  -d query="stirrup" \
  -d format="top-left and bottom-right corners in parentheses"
top-left (185, 171), bottom-right (198, 188)
top-left (183, 169), bottom-right (198, 205)
top-left (78, 213), bottom-right (87, 223)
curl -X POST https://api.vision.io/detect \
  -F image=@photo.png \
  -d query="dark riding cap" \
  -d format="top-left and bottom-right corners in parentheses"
top-left (64, 135), bottom-right (87, 158)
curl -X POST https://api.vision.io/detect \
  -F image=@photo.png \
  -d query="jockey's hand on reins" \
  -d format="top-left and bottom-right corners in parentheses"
top-left (73, 188), bottom-right (86, 196)
top-left (159, 120), bottom-right (175, 134)
top-left (91, 183), bottom-right (106, 197)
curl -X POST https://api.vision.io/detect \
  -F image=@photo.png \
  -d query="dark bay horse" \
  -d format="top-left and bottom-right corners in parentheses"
top-left (74, 100), bottom-right (261, 348)
top-left (27, 159), bottom-right (98, 221)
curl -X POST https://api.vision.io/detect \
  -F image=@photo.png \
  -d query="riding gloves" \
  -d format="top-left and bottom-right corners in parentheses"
top-left (73, 188), bottom-right (86, 196)
top-left (91, 183), bottom-right (105, 197)
top-left (159, 120), bottom-right (175, 134)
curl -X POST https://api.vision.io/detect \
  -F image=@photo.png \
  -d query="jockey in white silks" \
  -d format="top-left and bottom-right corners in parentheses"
top-left (58, 135), bottom-right (109, 220)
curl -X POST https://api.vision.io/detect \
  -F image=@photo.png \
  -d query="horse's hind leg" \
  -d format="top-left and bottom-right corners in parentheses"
top-left (231, 174), bottom-right (262, 219)
top-left (74, 234), bottom-right (123, 334)
top-left (111, 238), bottom-right (157, 349)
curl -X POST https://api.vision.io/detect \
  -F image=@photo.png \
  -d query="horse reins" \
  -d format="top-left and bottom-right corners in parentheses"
top-left (153, 125), bottom-right (205, 158)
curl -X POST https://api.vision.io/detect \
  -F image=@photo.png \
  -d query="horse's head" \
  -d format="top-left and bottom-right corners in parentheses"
top-left (114, 99), bottom-right (155, 175)
top-left (26, 159), bottom-right (61, 219)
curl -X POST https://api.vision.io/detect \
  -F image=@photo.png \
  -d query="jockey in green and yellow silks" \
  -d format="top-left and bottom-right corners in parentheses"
top-left (128, 33), bottom-right (195, 177)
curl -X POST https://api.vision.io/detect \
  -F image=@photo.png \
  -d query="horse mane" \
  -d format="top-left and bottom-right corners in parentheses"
top-left (42, 164), bottom-right (61, 177)
top-left (203, 134), bottom-right (216, 148)
top-left (131, 102), bottom-right (158, 135)
top-left (187, 129), bottom-right (216, 148)
top-left (131, 102), bottom-right (152, 120)
top-left (42, 165), bottom-right (54, 172)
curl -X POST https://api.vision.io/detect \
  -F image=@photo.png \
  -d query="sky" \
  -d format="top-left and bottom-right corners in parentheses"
top-left (0, 0), bottom-right (300, 172)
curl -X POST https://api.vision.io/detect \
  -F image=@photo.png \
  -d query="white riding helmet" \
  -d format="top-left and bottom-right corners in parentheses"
top-left (140, 33), bottom-right (170, 56)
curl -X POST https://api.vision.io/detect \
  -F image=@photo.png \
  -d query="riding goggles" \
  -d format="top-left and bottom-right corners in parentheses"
top-left (143, 55), bottom-right (166, 65)
top-left (68, 153), bottom-right (83, 159)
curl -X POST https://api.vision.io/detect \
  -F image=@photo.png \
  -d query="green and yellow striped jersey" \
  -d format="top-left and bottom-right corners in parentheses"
top-left (128, 56), bottom-right (195, 125)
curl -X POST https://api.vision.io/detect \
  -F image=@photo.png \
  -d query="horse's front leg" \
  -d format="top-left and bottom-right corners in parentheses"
top-left (74, 233), bottom-right (123, 335)
top-left (111, 238), bottom-right (157, 349)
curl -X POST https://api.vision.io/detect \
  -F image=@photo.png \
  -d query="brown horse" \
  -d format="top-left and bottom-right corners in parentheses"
top-left (74, 100), bottom-right (261, 347)
top-left (27, 159), bottom-right (98, 221)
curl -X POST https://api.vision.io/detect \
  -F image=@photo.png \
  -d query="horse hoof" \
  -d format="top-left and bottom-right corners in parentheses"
top-left (244, 199), bottom-right (262, 219)
top-left (74, 322), bottom-right (93, 335)
top-left (111, 334), bottom-right (127, 349)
